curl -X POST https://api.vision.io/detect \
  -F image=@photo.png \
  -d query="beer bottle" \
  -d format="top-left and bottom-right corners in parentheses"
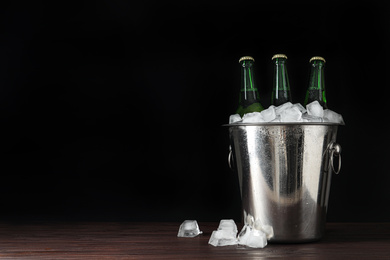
top-left (236, 56), bottom-right (264, 117)
top-left (271, 54), bottom-right (292, 106)
top-left (304, 56), bottom-right (328, 108)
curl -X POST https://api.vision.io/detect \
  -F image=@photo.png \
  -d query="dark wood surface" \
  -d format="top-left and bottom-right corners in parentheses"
top-left (0, 222), bottom-right (389, 259)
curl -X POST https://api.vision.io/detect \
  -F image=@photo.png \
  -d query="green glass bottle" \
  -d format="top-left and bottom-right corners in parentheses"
top-left (304, 56), bottom-right (328, 108)
top-left (271, 54), bottom-right (292, 106)
top-left (236, 56), bottom-right (264, 117)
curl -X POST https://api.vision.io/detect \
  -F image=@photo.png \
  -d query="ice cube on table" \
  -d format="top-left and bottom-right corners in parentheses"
top-left (177, 220), bottom-right (203, 238)
top-left (306, 101), bottom-right (324, 118)
top-left (275, 102), bottom-right (293, 115)
top-left (238, 225), bottom-right (267, 248)
top-left (208, 230), bottom-right (238, 246)
top-left (208, 219), bottom-right (238, 247)
top-left (260, 106), bottom-right (276, 122)
top-left (324, 109), bottom-right (345, 124)
top-left (229, 114), bottom-right (242, 124)
top-left (242, 112), bottom-right (264, 123)
top-left (280, 106), bottom-right (302, 122)
top-left (218, 219), bottom-right (238, 234)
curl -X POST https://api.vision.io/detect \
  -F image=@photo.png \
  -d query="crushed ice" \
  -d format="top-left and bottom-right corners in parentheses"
top-left (230, 101), bottom-right (344, 124)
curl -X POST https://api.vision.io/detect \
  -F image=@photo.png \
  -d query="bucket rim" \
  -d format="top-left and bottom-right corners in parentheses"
top-left (223, 122), bottom-right (344, 127)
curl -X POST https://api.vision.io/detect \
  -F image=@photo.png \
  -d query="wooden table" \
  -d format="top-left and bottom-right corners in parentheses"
top-left (0, 222), bottom-right (389, 259)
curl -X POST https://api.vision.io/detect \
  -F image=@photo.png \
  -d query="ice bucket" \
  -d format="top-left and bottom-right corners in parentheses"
top-left (227, 123), bottom-right (342, 243)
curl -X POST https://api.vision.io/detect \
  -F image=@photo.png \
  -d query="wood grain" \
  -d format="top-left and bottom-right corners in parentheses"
top-left (0, 222), bottom-right (388, 259)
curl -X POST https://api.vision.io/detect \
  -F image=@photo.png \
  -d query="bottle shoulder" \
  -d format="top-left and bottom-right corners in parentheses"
top-left (237, 103), bottom-right (264, 116)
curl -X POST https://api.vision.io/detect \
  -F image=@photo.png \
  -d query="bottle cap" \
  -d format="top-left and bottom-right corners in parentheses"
top-left (271, 54), bottom-right (287, 60)
top-left (309, 56), bottom-right (326, 63)
top-left (239, 56), bottom-right (255, 63)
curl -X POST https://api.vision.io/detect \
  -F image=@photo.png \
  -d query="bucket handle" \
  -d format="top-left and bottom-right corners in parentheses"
top-left (328, 143), bottom-right (342, 174)
top-left (228, 146), bottom-right (234, 171)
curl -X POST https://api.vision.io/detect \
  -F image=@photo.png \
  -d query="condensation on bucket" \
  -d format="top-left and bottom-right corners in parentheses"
top-left (228, 123), bottom-right (342, 243)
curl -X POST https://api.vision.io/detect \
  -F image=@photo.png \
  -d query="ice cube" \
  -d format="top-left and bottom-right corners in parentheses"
top-left (253, 219), bottom-right (274, 240)
top-left (237, 225), bottom-right (250, 245)
top-left (302, 113), bottom-right (323, 122)
top-left (280, 106), bottom-right (302, 122)
top-left (245, 228), bottom-right (267, 248)
top-left (293, 103), bottom-right (306, 113)
top-left (324, 109), bottom-right (345, 124)
top-left (208, 230), bottom-right (238, 246)
top-left (275, 102), bottom-right (293, 115)
top-left (229, 114), bottom-right (242, 124)
top-left (306, 101), bottom-right (324, 118)
top-left (218, 219), bottom-right (238, 235)
top-left (260, 106), bottom-right (276, 122)
top-left (242, 112), bottom-right (265, 123)
top-left (259, 225), bottom-right (274, 240)
top-left (208, 219), bottom-right (238, 247)
top-left (177, 220), bottom-right (203, 238)
top-left (238, 225), bottom-right (267, 248)
top-left (271, 115), bottom-right (281, 122)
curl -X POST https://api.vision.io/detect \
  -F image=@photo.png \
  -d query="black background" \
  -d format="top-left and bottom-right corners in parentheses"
top-left (1, 1), bottom-right (389, 222)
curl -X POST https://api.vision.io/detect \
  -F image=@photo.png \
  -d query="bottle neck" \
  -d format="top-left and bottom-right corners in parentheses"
top-left (240, 60), bottom-right (256, 91)
top-left (271, 58), bottom-right (291, 105)
top-left (305, 60), bottom-right (327, 108)
top-left (273, 58), bottom-right (290, 90)
top-left (308, 61), bottom-right (325, 90)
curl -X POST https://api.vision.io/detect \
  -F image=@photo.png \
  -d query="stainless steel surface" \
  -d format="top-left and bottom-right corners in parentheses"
top-left (329, 143), bottom-right (342, 174)
top-left (228, 147), bottom-right (234, 171)
top-left (228, 123), bottom-right (342, 242)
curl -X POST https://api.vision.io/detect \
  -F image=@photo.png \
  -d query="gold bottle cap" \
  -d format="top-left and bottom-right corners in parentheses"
top-left (309, 56), bottom-right (326, 63)
top-left (239, 56), bottom-right (255, 63)
top-left (271, 54), bottom-right (287, 60)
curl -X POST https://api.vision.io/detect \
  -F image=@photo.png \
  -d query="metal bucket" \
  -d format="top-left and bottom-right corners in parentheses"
top-left (227, 123), bottom-right (342, 243)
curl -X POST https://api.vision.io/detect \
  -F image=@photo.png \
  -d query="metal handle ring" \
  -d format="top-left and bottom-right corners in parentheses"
top-left (330, 144), bottom-right (342, 174)
top-left (228, 148), bottom-right (234, 171)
